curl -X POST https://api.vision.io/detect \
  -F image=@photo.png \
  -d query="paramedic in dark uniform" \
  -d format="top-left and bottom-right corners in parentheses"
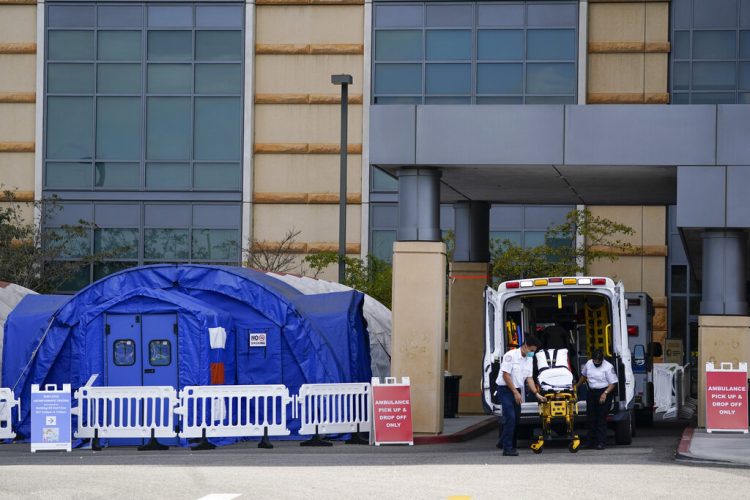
top-left (574, 348), bottom-right (618, 450)
top-left (494, 334), bottom-right (546, 456)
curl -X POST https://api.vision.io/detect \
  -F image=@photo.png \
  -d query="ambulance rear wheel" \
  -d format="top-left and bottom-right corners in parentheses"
top-left (615, 411), bottom-right (633, 445)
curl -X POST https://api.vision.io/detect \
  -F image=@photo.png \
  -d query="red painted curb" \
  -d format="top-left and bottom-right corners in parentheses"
top-left (677, 426), bottom-right (695, 456)
top-left (414, 417), bottom-right (498, 445)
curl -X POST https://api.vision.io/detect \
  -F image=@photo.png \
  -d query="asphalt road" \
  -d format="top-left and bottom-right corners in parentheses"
top-left (0, 422), bottom-right (748, 499)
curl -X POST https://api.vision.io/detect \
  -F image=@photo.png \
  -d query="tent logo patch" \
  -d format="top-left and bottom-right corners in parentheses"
top-left (249, 333), bottom-right (267, 347)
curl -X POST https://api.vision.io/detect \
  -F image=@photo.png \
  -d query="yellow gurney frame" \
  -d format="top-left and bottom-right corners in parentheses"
top-left (530, 392), bottom-right (581, 454)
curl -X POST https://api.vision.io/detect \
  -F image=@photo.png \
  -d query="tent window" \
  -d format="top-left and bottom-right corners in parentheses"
top-left (149, 339), bottom-right (171, 366)
top-left (113, 339), bottom-right (136, 366)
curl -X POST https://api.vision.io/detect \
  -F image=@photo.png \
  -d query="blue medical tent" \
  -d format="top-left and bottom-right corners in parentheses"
top-left (2, 264), bottom-right (371, 440)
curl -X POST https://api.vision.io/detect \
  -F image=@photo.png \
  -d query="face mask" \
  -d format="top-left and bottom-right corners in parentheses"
top-left (594, 362), bottom-right (602, 367)
top-left (526, 351), bottom-right (535, 359)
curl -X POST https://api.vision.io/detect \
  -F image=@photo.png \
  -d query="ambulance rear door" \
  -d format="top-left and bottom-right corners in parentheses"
top-left (482, 286), bottom-right (502, 414)
top-left (615, 282), bottom-right (635, 408)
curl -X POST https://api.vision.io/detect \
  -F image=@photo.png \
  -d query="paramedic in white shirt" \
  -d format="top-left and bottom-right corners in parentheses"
top-left (493, 333), bottom-right (546, 456)
top-left (574, 348), bottom-right (618, 450)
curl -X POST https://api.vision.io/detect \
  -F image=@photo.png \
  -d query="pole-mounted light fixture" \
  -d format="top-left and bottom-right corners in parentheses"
top-left (331, 74), bottom-right (353, 284)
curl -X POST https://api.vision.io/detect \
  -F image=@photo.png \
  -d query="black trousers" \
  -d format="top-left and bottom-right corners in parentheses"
top-left (586, 387), bottom-right (613, 445)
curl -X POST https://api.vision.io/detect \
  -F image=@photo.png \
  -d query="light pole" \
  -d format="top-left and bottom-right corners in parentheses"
top-left (331, 74), bottom-right (352, 283)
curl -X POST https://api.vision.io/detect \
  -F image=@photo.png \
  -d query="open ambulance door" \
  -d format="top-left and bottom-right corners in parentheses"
top-left (482, 286), bottom-right (502, 414)
top-left (615, 282), bottom-right (635, 409)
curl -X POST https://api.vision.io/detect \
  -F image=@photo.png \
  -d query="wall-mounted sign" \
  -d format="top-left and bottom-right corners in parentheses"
top-left (249, 333), bottom-right (267, 347)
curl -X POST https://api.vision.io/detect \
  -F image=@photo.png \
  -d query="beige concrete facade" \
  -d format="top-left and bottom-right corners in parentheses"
top-left (391, 241), bottom-right (447, 434)
top-left (447, 262), bottom-right (490, 415)
top-left (587, 1), bottom-right (670, 104)
top-left (587, 206), bottom-right (668, 357)
top-left (252, 1), bottom-right (366, 268)
top-left (697, 316), bottom-right (750, 427)
top-left (0, 2), bottom-right (36, 200)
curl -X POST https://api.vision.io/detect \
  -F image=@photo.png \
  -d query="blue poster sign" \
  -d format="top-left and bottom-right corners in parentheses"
top-left (31, 384), bottom-right (71, 452)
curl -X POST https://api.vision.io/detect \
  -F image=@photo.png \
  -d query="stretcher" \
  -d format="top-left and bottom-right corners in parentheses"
top-left (530, 348), bottom-right (581, 454)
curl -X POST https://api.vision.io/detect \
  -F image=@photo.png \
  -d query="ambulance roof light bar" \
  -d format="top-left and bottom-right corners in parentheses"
top-left (501, 277), bottom-right (609, 289)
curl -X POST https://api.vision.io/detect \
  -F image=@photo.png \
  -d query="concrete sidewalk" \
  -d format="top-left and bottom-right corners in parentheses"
top-left (413, 414), bottom-right (497, 444)
top-left (676, 427), bottom-right (750, 467)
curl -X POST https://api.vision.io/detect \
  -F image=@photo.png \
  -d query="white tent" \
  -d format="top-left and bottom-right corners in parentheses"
top-left (0, 282), bottom-right (37, 375)
top-left (267, 273), bottom-right (391, 379)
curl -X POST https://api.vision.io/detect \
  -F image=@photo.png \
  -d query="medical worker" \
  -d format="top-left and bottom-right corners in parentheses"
top-left (494, 334), bottom-right (546, 456)
top-left (574, 348), bottom-right (618, 450)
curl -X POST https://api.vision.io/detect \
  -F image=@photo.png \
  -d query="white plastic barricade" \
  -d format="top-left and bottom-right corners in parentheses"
top-left (0, 388), bottom-right (20, 440)
top-left (72, 385), bottom-right (178, 441)
top-left (653, 363), bottom-right (685, 419)
top-left (296, 383), bottom-right (372, 445)
top-left (176, 385), bottom-right (292, 443)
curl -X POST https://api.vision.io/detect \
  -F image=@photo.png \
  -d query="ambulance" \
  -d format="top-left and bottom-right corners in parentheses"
top-left (483, 277), bottom-right (636, 445)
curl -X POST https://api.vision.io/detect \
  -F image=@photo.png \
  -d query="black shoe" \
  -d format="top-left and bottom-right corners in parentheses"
top-left (595, 443), bottom-right (605, 450)
top-left (502, 448), bottom-right (519, 456)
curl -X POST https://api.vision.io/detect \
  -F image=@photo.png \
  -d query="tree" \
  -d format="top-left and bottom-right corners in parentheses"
top-left (0, 189), bottom-right (131, 293)
top-left (304, 252), bottom-right (393, 309)
top-left (243, 228), bottom-right (302, 273)
top-left (491, 208), bottom-right (635, 282)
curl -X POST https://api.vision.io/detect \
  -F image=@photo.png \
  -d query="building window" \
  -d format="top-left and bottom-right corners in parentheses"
top-left (370, 204), bottom-right (398, 262)
top-left (45, 201), bottom-right (242, 289)
top-left (43, 3), bottom-right (244, 290)
top-left (372, 1), bottom-right (578, 104)
top-left (490, 205), bottom-right (573, 249)
top-left (368, 203), bottom-right (573, 262)
top-left (671, 0), bottom-right (750, 104)
top-left (44, 3), bottom-right (244, 190)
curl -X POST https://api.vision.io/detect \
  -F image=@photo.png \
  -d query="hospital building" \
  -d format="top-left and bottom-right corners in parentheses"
top-left (1, 0), bottom-right (750, 431)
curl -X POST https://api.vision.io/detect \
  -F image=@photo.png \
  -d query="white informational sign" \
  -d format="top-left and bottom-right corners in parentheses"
top-left (31, 384), bottom-right (71, 453)
top-left (249, 332), bottom-right (267, 347)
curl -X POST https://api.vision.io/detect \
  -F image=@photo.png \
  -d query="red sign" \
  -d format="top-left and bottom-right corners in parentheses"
top-left (372, 382), bottom-right (413, 445)
top-left (706, 369), bottom-right (748, 432)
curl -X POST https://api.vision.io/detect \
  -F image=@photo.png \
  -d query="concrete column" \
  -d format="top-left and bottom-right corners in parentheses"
top-left (447, 262), bottom-right (490, 414)
top-left (397, 168), bottom-right (441, 241)
top-left (448, 201), bottom-right (491, 414)
top-left (697, 316), bottom-right (750, 427)
top-left (453, 201), bottom-right (490, 263)
top-left (391, 241), bottom-right (447, 434)
top-left (701, 230), bottom-right (748, 315)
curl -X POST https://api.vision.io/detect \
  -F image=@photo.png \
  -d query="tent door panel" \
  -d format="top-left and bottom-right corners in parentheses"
top-left (236, 325), bottom-right (281, 385)
top-left (140, 314), bottom-right (178, 389)
top-left (105, 313), bottom-right (178, 447)
top-left (106, 314), bottom-right (143, 387)
top-left (105, 314), bottom-right (143, 446)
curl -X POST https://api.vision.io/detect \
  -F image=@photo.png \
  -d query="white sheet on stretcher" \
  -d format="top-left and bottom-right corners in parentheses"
top-left (536, 348), bottom-right (574, 390)
top-left (538, 366), bottom-right (574, 389)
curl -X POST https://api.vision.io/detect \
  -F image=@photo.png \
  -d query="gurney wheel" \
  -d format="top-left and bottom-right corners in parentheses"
top-left (569, 438), bottom-right (581, 453)
top-left (530, 437), bottom-right (544, 454)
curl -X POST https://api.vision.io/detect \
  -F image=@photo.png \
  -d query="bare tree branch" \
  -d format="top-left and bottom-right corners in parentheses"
top-left (243, 228), bottom-right (302, 273)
